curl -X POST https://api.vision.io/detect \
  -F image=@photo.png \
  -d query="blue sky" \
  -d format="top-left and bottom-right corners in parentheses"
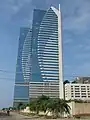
top-left (0, 0), bottom-right (90, 108)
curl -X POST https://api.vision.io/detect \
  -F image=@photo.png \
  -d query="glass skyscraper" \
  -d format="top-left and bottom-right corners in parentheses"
top-left (14, 28), bottom-right (32, 106)
top-left (31, 9), bottom-right (46, 82)
top-left (14, 6), bottom-right (63, 106)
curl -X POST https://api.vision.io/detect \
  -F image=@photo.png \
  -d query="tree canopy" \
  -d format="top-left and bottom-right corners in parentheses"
top-left (29, 95), bottom-right (70, 118)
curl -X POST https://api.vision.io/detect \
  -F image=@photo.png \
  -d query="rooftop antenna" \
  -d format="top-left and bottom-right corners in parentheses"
top-left (59, 4), bottom-right (60, 13)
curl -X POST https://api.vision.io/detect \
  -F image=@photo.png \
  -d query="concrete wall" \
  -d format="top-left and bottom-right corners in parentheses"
top-left (75, 103), bottom-right (90, 115)
top-left (69, 102), bottom-right (90, 116)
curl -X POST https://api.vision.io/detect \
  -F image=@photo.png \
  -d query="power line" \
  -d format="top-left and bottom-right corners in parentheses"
top-left (0, 77), bottom-right (15, 81)
top-left (0, 76), bottom-right (89, 81)
top-left (0, 69), bottom-right (89, 82)
top-left (0, 69), bottom-right (87, 75)
top-left (0, 69), bottom-right (89, 77)
top-left (0, 69), bottom-right (15, 73)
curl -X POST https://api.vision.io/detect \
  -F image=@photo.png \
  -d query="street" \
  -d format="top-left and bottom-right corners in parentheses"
top-left (0, 112), bottom-right (35, 120)
top-left (0, 112), bottom-right (55, 120)
top-left (1, 112), bottom-right (90, 120)
top-left (0, 112), bottom-right (70, 120)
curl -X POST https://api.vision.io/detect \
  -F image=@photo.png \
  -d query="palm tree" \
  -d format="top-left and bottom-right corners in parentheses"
top-left (47, 98), bottom-right (58, 117)
top-left (38, 96), bottom-right (49, 113)
top-left (47, 98), bottom-right (70, 118)
top-left (29, 95), bottom-right (49, 114)
top-left (60, 99), bottom-right (70, 115)
top-left (17, 102), bottom-right (23, 110)
top-left (29, 99), bottom-right (38, 113)
top-left (36, 95), bottom-right (49, 114)
top-left (29, 95), bottom-right (70, 118)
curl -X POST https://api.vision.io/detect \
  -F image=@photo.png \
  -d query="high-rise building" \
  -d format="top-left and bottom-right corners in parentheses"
top-left (14, 5), bottom-right (64, 106)
top-left (29, 80), bottom-right (59, 99)
top-left (65, 83), bottom-right (90, 101)
top-left (13, 28), bottom-right (32, 106)
top-left (31, 5), bottom-right (63, 99)
top-left (31, 9), bottom-right (46, 82)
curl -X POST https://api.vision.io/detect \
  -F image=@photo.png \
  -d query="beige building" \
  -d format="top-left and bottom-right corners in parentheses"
top-left (65, 83), bottom-right (90, 100)
top-left (29, 80), bottom-right (59, 99)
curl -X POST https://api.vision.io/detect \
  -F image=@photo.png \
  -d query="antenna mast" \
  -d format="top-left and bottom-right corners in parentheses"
top-left (59, 4), bottom-right (60, 13)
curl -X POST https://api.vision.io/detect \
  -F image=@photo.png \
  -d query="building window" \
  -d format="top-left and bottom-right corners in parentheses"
top-left (81, 86), bottom-right (85, 87)
top-left (75, 96), bottom-right (80, 97)
top-left (75, 93), bottom-right (80, 96)
top-left (75, 88), bottom-right (79, 90)
top-left (81, 87), bottom-right (86, 90)
top-left (75, 91), bottom-right (80, 92)
top-left (75, 86), bottom-right (79, 88)
top-left (82, 96), bottom-right (86, 97)
top-left (81, 91), bottom-right (86, 92)
top-left (81, 93), bottom-right (86, 95)
top-left (81, 89), bottom-right (86, 91)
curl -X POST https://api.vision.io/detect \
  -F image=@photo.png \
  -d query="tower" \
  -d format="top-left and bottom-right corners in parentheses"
top-left (14, 5), bottom-right (64, 106)
top-left (13, 28), bottom-right (32, 106)
top-left (31, 5), bottom-right (64, 99)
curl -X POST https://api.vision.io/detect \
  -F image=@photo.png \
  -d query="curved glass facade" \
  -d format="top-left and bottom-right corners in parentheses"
top-left (31, 8), bottom-right (59, 82)
top-left (15, 28), bottom-right (30, 83)
top-left (37, 8), bottom-right (59, 81)
top-left (14, 6), bottom-right (63, 105)
top-left (14, 28), bottom-right (32, 104)
top-left (31, 9), bottom-right (46, 82)
top-left (22, 29), bottom-right (32, 82)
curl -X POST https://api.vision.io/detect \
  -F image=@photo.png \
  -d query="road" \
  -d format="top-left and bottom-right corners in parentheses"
top-left (0, 112), bottom-right (68, 120)
top-left (0, 112), bottom-right (53, 120)
top-left (1, 112), bottom-right (89, 120)
top-left (0, 112), bottom-right (37, 120)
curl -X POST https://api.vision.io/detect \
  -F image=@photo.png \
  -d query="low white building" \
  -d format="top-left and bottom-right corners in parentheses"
top-left (29, 80), bottom-right (59, 99)
top-left (65, 83), bottom-right (90, 100)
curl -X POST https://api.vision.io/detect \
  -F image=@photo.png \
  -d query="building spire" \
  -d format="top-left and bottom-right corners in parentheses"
top-left (59, 4), bottom-right (60, 12)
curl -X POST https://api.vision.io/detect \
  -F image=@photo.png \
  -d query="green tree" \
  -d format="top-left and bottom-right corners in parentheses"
top-left (63, 80), bottom-right (70, 85)
top-left (29, 95), bottom-right (70, 118)
top-left (37, 95), bottom-right (49, 113)
top-left (29, 95), bottom-right (49, 114)
top-left (47, 98), bottom-right (70, 118)
top-left (17, 102), bottom-right (26, 110)
top-left (72, 80), bottom-right (77, 83)
top-left (29, 99), bottom-right (39, 114)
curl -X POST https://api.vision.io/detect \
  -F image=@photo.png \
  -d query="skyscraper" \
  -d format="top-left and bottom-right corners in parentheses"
top-left (14, 5), bottom-right (63, 106)
top-left (31, 5), bottom-right (63, 99)
top-left (14, 28), bottom-right (32, 106)
top-left (31, 9), bottom-right (46, 82)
